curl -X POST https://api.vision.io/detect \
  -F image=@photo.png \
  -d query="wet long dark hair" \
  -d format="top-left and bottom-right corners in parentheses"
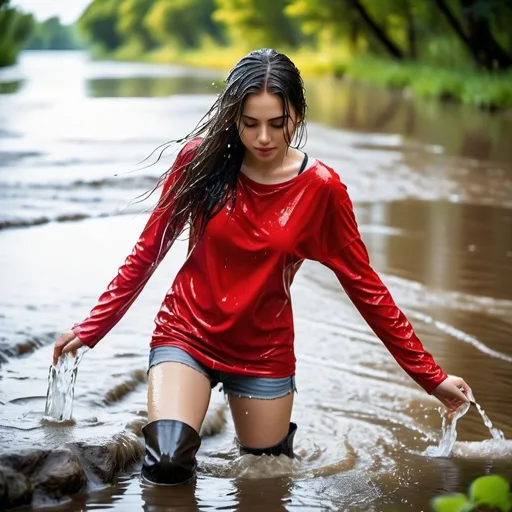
top-left (149, 48), bottom-right (307, 244)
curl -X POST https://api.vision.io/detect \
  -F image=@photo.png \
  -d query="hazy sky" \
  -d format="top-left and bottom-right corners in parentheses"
top-left (12, 0), bottom-right (91, 23)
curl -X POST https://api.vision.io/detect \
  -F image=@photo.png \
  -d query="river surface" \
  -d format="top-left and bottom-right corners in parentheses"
top-left (0, 51), bottom-right (511, 511)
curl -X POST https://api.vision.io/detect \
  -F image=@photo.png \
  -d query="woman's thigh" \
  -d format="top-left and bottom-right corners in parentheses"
top-left (147, 361), bottom-right (212, 432)
top-left (228, 391), bottom-right (294, 449)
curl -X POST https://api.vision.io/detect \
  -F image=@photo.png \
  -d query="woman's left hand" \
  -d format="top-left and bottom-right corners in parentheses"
top-left (432, 375), bottom-right (473, 412)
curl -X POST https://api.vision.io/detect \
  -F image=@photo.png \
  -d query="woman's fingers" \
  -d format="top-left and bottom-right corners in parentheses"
top-left (457, 379), bottom-right (473, 400)
top-left (433, 376), bottom-right (473, 412)
top-left (52, 331), bottom-right (81, 365)
top-left (61, 338), bottom-right (83, 356)
top-left (451, 386), bottom-right (470, 404)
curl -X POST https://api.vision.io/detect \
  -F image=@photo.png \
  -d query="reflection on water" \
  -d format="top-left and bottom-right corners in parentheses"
top-left (358, 200), bottom-right (512, 298)
top-left (0, 51), bottom-right (511, 511)
top-left (0, 80), bottom-right (23, 94)
top-left (87, 76), bottom-right (223, 98)
top-left (306, 77), bottom-right (512, 162)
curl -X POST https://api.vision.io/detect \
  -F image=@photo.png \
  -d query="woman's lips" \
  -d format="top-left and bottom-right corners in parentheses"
top-left (255, 147), bottom-right (276, 155)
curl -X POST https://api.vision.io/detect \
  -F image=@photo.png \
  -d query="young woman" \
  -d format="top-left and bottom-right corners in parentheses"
top-left (53, 49), bottom-right (472, 486)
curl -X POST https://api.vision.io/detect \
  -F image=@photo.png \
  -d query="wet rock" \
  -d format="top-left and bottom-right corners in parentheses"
top-left (0, 405), bottom-right (227, 510)
top-left (0, 449), bottom-right (47, 475)
top-left (0, 434), bottom-right (142, 510)
top-left (125, 417), bottom-right (146, 438)
top-left (71, 432), bottom-right (144, 483)
top-left (0, 464), bottom-right (32, 509)
top-left (31, 449), bottom-right (86, 497)
top-left (0, 448), bottom-right (86, 510)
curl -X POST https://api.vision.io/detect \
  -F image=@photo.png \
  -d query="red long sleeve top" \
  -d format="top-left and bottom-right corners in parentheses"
top-left (72, 139), bottom-right (447, 394)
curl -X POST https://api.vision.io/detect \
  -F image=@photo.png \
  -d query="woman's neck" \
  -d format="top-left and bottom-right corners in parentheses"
top-left (242, 148), bottom-right (301, 173)
top-left (240, 148), bottom-right (305, 183)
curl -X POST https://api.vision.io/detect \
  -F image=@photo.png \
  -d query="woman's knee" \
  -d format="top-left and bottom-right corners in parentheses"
top-left (147, 361), bottom-right (211, 431)
top-left (228, 392), bottom-right (294, 450)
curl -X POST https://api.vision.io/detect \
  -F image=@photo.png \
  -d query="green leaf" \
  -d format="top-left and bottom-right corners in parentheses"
top-left (468, 475), bottom-right (511, 512)
top-left (431, 493), bottom-right (471, 512)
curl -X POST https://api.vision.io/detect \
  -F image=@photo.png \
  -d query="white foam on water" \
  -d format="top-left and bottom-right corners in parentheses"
top-left (452, 439), bottom-right (512, 459)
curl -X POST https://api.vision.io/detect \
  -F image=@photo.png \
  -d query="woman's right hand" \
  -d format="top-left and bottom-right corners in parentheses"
top-left (52, 331), bottom-right (85, 365)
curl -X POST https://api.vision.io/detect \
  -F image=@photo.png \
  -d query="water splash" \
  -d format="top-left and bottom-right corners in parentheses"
top-left (426, 390), bottom-right (505, 457)
top-left (44, 346), bottom-right (88, 422)
top-left (426, 401), bottom-right (471, 457)
top-left (473, 401), bottom-right (505, 441)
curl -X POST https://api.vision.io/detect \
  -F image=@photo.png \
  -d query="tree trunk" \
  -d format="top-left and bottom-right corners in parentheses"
top-left (403, 6), bottom-right (417, 60)
top-left (460, 0), bottom-right (512, 69)
top-left (432, 0), bottom-right (512, 69)
top-left (346, 0), bottom-right (404, 60)
top-left (432, 0), bottom-right (483, 64)
top-left (349, 20), bottom-right (360, 52)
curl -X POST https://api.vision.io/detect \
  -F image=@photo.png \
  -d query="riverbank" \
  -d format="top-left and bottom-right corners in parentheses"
top-left (104, 45), bottom-right (512, 112)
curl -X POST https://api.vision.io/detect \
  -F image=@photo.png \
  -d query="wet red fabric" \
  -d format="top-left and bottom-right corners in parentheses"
top-left (72, 139), bottom-right (447, 394)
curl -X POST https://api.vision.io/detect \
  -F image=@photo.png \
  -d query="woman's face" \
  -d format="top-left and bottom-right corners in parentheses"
top-left (237, 91), bottom-right (300, 165)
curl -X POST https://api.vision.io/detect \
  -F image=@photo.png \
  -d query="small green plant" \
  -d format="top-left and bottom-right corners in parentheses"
top-left (431, 475), bottom-right (512, 512)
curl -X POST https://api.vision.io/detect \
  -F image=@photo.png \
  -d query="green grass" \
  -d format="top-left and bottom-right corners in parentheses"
top-left (97, 44), bottom-right (512, 111)
top-left (342, 56), bottom-right (512, 110)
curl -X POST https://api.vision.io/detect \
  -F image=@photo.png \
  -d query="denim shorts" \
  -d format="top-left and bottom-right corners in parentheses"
top-left (148, 346), bottom-right (297, 400)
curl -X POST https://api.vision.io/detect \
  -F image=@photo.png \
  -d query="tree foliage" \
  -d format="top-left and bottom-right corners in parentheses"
top-left (213, 0), bottom-right (300, 49)
top-left (117, 0), bottom-right (155, 51)
top-left (25, 17), bottom-right (82, 50)
top-left (145, 0), bottom-right (221, 49)
top-left (73, 0), bottom-right (512, 70)
top-left (78, 0), bottom-right (123, 52)
top-left (0, 0), bottom-right (35, 67)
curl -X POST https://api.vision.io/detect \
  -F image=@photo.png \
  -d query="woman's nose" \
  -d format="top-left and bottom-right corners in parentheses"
top-left (258, 125), bottom-right (271, 145)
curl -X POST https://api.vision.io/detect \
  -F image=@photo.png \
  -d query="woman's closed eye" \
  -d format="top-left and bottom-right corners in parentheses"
top-left (243, 122), bottom-right (285, 129)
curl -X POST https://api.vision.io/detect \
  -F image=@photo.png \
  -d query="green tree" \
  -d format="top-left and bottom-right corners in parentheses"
top-left (25, 16), bottom-right (82, 50)
top-left (0, 0), bottom-right (35, 67)
top-left (117, 0), bottom-right (155, 51)
top-left (78, 0), bottom-right (123, 53)
top-left (286, 0), bottom-right (356, 48)
top-left (433, 0), bottom-right (512, 69)
top-left (214, 0), bottom-right (300, 49)
top-left (145, 0), bottom-right (222, 49)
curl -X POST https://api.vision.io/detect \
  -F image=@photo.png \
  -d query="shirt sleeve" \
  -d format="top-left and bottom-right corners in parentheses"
top-left (316, 179), bottom-right (448, 394)
top-left (71, 139), bottom-right (199, 348)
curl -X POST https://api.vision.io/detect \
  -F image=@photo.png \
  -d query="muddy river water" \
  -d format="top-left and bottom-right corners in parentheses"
top-left (0, 51), bottom-right (511, 511)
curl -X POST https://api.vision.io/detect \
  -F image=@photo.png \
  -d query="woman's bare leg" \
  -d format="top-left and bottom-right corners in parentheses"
top-left (228, 392), bottom-right (294, 449)
top-left (147, 362), bottom-right (211, 432)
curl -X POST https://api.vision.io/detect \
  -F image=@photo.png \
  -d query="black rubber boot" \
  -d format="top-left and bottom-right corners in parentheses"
top-left (141, 419), bottom-right (201, 486)
top-left (237, 422), bottom-right (297, 458)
